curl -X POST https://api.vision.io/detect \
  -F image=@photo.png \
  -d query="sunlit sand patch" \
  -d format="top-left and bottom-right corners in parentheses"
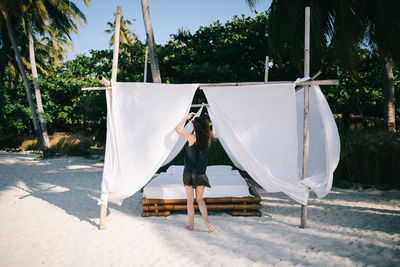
top-left (66, 165), bottom-right (94, 170)
top-left (36, 182), bottom-right (70, 193)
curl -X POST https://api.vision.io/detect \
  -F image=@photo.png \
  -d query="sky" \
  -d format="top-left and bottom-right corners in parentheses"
top-left (67, 0), bottom-right (271, 60)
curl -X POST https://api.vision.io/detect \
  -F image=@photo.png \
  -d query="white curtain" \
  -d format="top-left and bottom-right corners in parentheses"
top-left (296, 86), bottom-right (340, 198)
top-left (99, 82), bottom-right (340, 206)
top-left (203, 83), bottom-right (310, 205)
top-left (161, 104), bottom-right (205, 166)
top-left (100, 82), bottom-right (198, 205)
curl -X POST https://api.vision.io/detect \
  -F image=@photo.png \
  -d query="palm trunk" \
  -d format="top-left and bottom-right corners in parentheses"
top-left (2, 10), bottom-right (46, 153)
top-left (379, 47), bottom-right (396, 131)
top-left (27, 16), bottom-right (52, 151)
top-left (141, 0), bottom-right (161, 83)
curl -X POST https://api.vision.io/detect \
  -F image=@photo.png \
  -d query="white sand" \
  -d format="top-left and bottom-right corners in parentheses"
top-left (0, 152), bottom-right (399, 267)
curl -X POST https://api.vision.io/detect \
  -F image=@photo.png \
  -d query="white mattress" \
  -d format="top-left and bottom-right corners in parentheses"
top-left (143, 165), bottom-right (251, 199)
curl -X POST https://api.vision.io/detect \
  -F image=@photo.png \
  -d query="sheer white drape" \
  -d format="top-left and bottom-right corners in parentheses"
top-left (203, 83), bottom-right (309, 204)
top-left (296, 86), bottom-right (340, 197)
top-left (161, 104), bottom-right (204, 167)
top-left (99, 82), bottom-right (340, 206)
top-left (100, 82), bottom-right (198, 205)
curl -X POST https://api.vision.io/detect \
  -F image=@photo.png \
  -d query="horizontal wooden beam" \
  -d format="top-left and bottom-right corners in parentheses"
top-left (199, 79), bottom-right (339, 87)
top-left (296, 79), bottom-right (339, 86)
top-left (81, 79), bottom-right (339, 91)
top-left (199, 81), bottom-right (287, 87)
top-left (82, 86), bottom-right (112, 91)
top-left (142, 203), bottom-right (262, 211)
top-left (142, 211), bottom-right (170, 217)
top-left (141, 196), bottom-right (261, 205)
top-left (191, 104), bottom-right (209, 108)
top-left (140, 210), bottom-right (261, 217)
top-left (232, 211), bottom-right (261, 216)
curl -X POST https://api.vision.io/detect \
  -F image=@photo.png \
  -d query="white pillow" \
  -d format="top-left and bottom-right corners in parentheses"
top-left (166, 165), bottom-right (184, 175)
top-left (206, 165), bottom-right (233, 175)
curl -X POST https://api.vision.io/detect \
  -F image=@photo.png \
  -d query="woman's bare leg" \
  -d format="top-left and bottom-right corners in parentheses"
top-left (196, 186), bottom-right (216, 235)
top-left (195, 186), bottom-right (209, 223)
top-left (185, 185), bottom-right (195, 230)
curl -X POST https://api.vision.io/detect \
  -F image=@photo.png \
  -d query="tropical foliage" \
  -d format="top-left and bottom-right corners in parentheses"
top-left (1, 11), bottom-right (399, 134)
top-left (262, 0), bottom-right (400, 130)
top-left (0, 0), bottom-right (90, 155)
top-left (0, 7), bottom-right (399, 186)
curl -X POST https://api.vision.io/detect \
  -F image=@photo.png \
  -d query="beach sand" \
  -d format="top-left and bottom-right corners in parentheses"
top-left (0, 152), bottom-right (399, 266)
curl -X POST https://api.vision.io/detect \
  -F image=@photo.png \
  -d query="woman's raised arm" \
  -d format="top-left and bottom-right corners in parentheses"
top-left (175, 112), bottom-right (196, 141)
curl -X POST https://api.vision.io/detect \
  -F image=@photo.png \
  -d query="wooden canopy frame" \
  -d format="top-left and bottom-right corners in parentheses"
top-left (83, 6), bottom-right (339, 230)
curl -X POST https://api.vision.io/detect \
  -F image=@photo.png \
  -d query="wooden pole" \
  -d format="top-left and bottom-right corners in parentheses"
top-left (300, 6), bottom-right (310, 229)
top-left (111, 6), bottom-right (121, 84)
top-left (99, 204), bottom-right (107, 230)
top-left (264, 56), bottom-right (269, 83)
top-left (144, 46), bottom-right (148, 83)
top-left (99, 5), bottom-right (122, 231)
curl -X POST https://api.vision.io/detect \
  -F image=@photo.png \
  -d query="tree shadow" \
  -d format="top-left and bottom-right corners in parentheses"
top-left (0, 153), bottom-right (107, 228)
top-left (259, 190), bottom-right (400, 234)
top-left (138, 188), bottom-right (399, 266)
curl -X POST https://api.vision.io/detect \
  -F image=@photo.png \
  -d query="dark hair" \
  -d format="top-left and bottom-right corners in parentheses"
top-left (193, 116), bottom-right (212, 153)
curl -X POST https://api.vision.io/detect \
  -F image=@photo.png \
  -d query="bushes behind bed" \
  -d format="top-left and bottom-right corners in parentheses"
top-left (208, 137), bottom-right (235, 166)
top-left (0, 135), bottom-right (25, 150)
top-left (4, 129), bottom-right (399, 188)
top-left (159, 137), bottom-right (234, 173)
top-left (50, 132), bottom-right (93, 156)
top-left (333, 129), bottom-right (400, 189)
top-left (160, 132), bottom-right (400, 189)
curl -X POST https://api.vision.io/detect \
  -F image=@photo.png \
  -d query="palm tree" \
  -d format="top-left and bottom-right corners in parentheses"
top-left (1, 5), bottom-right (46, 152)
top-left (26, 0), bottom-right (89, 155)
top-left (0, 14), bottom-right (25, 84)
top-left (41, 24), bottom-right (73, 69)
top-left (247, 0), bottom-right (400, 131)
top-left (141, 0), bottom-right (161, 83)
top-left (27, 15), bottom-right (51, 151)
top-left (104, 15), bottom-right (137, 46)
top-left (1, 0), bottom-right (90, 156)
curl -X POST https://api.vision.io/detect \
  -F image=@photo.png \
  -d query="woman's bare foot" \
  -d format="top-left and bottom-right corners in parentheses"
top-left (186, 225), bottom-right (194, 231)
top-left (206, 222), bottom-right (216, 236)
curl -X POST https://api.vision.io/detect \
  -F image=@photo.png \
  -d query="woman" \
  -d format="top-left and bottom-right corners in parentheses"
top-left (175, 112), bottom-right (216, 234)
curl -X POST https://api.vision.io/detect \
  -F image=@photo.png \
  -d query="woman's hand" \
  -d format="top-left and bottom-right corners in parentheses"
top-left (186, 112), bottom-right (196, 121)
top-left (176, 112), bottom-right (197, 141)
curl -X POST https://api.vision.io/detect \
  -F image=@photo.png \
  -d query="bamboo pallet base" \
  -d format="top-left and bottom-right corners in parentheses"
top-left (141, 196), bottom-right (262, 217)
